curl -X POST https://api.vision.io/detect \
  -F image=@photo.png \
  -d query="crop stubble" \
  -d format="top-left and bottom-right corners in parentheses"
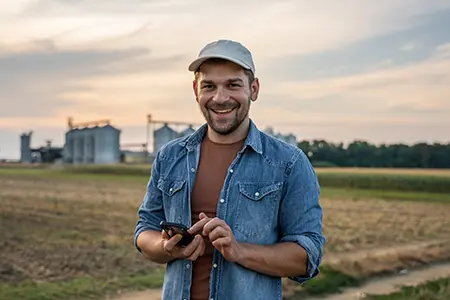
top-left (1, 174), bottom-right (450, 285)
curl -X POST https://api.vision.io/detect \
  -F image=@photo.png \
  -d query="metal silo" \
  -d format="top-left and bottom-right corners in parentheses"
top-left (154, 123), bottom-right (179, 153)
top-left (20, 131), bottom-right (32, 163)
top-left (64, 129), bottom-right (74, 163)
top-left (94, 124), bottom-right (121, 164)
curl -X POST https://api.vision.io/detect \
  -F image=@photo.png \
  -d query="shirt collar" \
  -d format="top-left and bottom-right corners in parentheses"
top-left (180, 119), bottom-right (263, 155)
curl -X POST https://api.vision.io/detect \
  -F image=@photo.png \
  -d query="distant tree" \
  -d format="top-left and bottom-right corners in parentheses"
top-left (298, 139), bottom-right (450, 169)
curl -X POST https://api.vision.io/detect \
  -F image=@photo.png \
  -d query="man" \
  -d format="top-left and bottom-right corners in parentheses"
top-left (134, 39), bottom-right (325, 300)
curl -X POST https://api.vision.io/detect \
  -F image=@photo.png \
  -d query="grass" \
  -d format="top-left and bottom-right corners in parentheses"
top-left (316, 172), bottom-right (450, 193)
top-left (368, 277), bottom-right (450, 300)
top-left (285, 266), bottom-right (362, 299)
top-left (321, 187), bottom-right (450, 204)
top-left (1, 165), bottom-right (450, 299)
top-left (0, 269), bottom-right (165, 300)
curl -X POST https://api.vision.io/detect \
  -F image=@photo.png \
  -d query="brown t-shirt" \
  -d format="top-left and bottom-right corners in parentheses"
top-left (190, 134), bottom-right (246, 300)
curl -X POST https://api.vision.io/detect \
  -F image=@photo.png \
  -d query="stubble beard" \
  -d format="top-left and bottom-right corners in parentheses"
top-left (201, 98), bottom-right (251, 136)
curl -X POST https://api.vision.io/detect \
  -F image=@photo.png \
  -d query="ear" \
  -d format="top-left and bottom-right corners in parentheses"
top-left (193, 80), bottom-right (199, 102)
top-left (250, 78), bottom-right (260, 102)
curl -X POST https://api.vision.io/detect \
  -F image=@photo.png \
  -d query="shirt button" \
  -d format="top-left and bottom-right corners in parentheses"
top-left (213, 263), bottom-right (218, 268)
top-left (255, 192), bottom-right (260, 197)
top-left (220, 199), bottom-right (225, 203)
top-left (191, 168), bottom-right (195, 172)
top-left (186, 264), bottom-right (190, 268)
top-left (169, 188), bottom-right (173, 192)
top-left (229, 169), bottom-right (233, 173)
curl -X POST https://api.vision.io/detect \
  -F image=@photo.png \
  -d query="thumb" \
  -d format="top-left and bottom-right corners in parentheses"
top-left (199, 212), bottom-right (208, 220)
top-left (161, 230), bottom-right (170, 240)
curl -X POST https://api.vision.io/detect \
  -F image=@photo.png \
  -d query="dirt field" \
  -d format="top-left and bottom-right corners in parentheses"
top-left (1, 169), bottom-right (450, 299)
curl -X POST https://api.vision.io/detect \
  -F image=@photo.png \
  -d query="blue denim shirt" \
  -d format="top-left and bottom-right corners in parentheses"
top-left (134, 119), bottom-right (325, 300)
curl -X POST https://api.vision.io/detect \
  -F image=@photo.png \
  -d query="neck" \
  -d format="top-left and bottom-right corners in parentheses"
top-left (207, 118), bottom-right (250, 144)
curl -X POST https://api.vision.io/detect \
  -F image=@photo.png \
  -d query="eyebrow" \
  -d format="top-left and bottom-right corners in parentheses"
top-left (200, 78), bottom-right (244, 85)
top-left (227, 78), bottom-right (244, 84)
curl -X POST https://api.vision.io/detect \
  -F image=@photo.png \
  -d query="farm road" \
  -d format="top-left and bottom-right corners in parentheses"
top-left (109, 262), bottom-right (450, 300)
top-left (310, 261), bottom-right (450, 300)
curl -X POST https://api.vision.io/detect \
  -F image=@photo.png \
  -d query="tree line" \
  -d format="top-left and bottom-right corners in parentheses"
top-left (297, 140), bottom-right (450, 169)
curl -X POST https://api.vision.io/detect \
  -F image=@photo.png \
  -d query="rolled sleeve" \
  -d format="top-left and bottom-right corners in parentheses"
top-left (133, 151), bottom-right (166, 252)
top-left (279, 150), bottom-right (326, 284)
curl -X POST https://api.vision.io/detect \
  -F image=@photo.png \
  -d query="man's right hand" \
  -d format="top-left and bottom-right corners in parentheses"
top-left (162, 230), bottom-right (205, 261)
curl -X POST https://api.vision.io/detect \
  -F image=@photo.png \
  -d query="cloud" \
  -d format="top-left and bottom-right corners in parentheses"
top-left (269, 52), bottom-right (450, 127)
top-left (0, 45), bottom-right (185, 119)
top-left (1, 0), bottom-right (450, 159)
top-left (436, 43), bottom-right (450, 58)
top-left (401, 42), bottom-right (416, 51)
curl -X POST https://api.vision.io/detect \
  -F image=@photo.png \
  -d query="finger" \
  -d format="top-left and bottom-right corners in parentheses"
top-left (181, 235), bottom-right (202, 257)
top-left (212, 237), bottom-right (231, 249)
top-left (161, 230), bottom-right (170, 240)
top-left (203, 218), bottom-right (229, 236)
top-left (186, 237), bottom-right (205, 261)
top-left (199, 237), bottom-right (206, 256)
top-left (199, 212), bottom-right (208, 220)
top-left (164, 234), bottom-right (183, 252)
top-left (208, 226), bottom-right (229, 242)
top-left (188, 217), bottom-right (211, 235)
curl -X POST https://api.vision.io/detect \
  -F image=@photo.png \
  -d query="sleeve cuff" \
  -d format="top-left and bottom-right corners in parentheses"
top-left (281, 234), bottom-right (321, 283)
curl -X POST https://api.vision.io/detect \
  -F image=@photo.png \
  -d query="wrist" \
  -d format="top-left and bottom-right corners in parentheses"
top-left (235, 242), bottom-right (249, 265)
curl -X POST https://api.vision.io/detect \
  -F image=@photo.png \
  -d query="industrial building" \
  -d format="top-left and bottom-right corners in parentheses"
top-left (153, 124), bottom-right (196, 153)
top-left (20, 132), bottom-right (64, 164)
top-left (264, 127), bottom-right (297, 146)
top-left (63, 118), bottom-right (121, 164)
top-left (18, 116), bottom-right (298, 165)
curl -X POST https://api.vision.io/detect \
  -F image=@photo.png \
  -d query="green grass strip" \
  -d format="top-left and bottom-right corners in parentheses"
top-left (0, 269), bottom-right (164, 300)
top-left (368, 277), bottom-right (450, 300)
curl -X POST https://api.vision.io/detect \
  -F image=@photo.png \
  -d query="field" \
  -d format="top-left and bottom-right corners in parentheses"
top-left (1, 165), bottom-right (450, 300)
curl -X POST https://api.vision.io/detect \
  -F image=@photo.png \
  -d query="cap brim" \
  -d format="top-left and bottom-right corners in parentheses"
top-left (188, 54), bottom-right (252, 72)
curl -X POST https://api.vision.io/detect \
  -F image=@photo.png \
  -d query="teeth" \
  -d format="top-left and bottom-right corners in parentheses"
top-left (215, 108), bottom-right (233, 113)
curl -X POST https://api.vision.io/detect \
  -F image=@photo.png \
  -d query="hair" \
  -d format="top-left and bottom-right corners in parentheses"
top-left (193, 58), bottom-right (255, 86)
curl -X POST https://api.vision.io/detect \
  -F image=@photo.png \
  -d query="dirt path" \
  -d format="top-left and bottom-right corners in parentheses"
top-left (107, 289), bottom-right (162, 300)
top-left (109, 261), bottom-right (450, 300)
top-left (309, 261), bottom-right (450, 300)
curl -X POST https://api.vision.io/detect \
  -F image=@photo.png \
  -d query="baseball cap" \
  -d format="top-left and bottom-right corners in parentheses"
top-left (188, 39), bottom-right (255, 74)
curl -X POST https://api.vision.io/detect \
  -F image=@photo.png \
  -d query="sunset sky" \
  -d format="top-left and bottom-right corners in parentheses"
top-left (1, 0), bottom-right (450, 159)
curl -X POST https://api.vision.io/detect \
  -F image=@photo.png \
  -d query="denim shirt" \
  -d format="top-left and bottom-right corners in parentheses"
top-left (134, 119), bottom-right (325, 300)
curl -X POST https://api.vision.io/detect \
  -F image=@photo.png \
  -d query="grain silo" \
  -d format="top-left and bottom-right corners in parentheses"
top-left (64, 119), bottom-right (121, 164)
top-left (153, 123), bottom-right (179, 153)
top-left (179, 125), bottom-right (196, 138)
top-left (20, 131), bottom-right (32, 163)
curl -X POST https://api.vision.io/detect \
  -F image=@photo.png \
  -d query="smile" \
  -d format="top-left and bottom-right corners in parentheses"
top-left (211, 108), bottom-right (236, 114)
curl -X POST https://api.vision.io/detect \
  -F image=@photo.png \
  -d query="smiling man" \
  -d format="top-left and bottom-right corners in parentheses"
top-left (134, 39), bottom-right (325, 300)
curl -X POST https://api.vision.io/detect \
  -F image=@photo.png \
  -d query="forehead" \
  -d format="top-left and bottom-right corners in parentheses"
top-left (197, 60), bottom-right (246, 81)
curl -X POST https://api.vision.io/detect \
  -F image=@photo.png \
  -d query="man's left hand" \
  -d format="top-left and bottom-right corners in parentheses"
top-left (202, 217), bottom-right (242, 263)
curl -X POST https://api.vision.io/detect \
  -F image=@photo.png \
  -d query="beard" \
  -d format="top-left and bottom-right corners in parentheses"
top-left (200, 98), bottom-right (250, 136)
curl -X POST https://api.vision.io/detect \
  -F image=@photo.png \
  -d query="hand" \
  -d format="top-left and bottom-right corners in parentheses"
top-left (188, 212), bottom-right (213, 235)
top-left (161, 230), bottom-right (205, 261)
top-left (202, 217), bottom-right (241, 263)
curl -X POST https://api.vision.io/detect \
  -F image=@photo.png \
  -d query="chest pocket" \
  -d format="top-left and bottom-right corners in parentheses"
top-left (234, 181), bottom-right (283, 239)
top-left (157, 178), bottom-right (186, 223)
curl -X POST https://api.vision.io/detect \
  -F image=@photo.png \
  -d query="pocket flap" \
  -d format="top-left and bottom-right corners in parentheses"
top-left (238, 182), bottom-right (283, 201)
top-left (157, 179), bottom-right (186, 196)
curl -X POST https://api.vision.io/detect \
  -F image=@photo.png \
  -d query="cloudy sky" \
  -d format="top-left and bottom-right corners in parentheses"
top-left (1, 0), bottom-right (449, 159)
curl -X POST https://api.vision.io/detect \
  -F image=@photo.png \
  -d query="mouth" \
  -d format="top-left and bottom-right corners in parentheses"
top-left (210, 107), bottom-right (236, 116)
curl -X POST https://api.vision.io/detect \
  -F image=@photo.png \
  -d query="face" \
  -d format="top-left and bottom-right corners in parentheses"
top-left (193, 60), bottom-right (259, 136)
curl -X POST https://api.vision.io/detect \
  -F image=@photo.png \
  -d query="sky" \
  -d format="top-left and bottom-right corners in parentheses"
top-left (1, 0), bottom-right (450, 159)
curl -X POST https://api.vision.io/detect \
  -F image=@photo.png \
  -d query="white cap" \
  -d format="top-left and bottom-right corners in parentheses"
top-left (188, 39), bottom-right (255, 74)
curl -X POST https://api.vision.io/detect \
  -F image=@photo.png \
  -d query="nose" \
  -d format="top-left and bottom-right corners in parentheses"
top-left (212, 86), bottom-right (229, 104)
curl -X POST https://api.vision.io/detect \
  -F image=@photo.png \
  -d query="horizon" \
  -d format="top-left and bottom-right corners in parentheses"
top-left (1, 0), bottom-right (450, 159)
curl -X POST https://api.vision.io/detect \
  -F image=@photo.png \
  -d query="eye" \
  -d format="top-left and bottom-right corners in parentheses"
top-left (202, 84), bottom-right (214, 90)
top-left (229, 83), bottom-right (241, 88)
